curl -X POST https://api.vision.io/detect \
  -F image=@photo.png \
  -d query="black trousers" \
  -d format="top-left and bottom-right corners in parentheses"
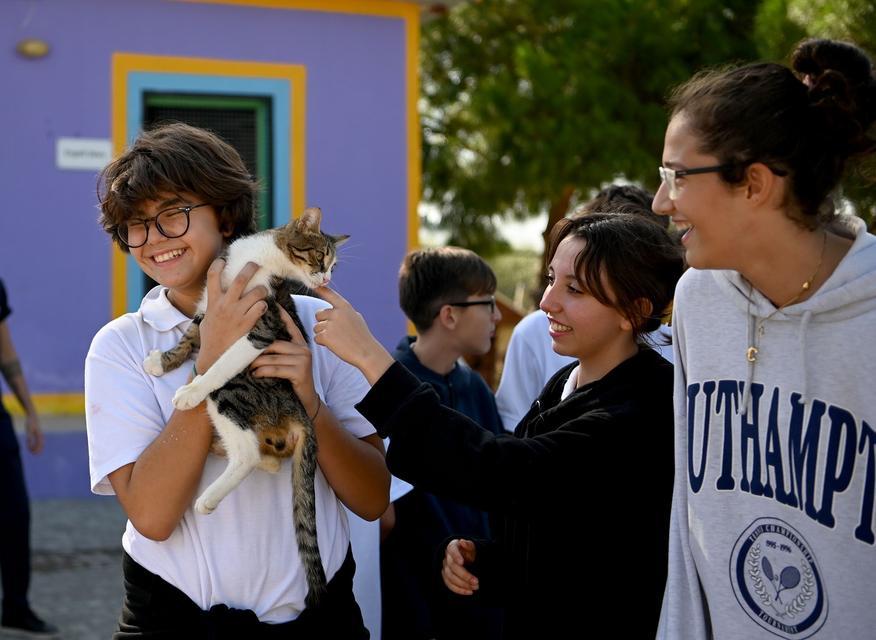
top-left (117, 548), bottom-right (369, 639)
top-left (0, 411), bottom-right (31, 620)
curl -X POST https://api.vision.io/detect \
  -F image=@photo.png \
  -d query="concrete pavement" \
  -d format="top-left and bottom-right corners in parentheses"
top-left (1, 497), bottom-right (127, 640)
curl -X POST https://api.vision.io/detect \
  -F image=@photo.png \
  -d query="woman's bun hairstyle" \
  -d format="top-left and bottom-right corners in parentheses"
top-left (792, 38), bottom-right (876, 157)
top-left (668, 38), bottom-right (875, 229)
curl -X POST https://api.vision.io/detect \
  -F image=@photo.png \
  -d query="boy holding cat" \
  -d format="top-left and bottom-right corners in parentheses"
top-left (381, 247), bottom-right (504, 640)
top-left (85, 123), bottom-right (388, 638)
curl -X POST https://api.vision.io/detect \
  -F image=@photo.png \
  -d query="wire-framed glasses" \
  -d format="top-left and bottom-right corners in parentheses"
top-left (445, 296), bottom-right (496, 314)
top-left (657, 164), bottom-right (735, 200)
top-left (116, 203), bottom-right (211, 248)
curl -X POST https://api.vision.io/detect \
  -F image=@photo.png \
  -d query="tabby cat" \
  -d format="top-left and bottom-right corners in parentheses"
top-left (142, 206), bottom-right (348, 607)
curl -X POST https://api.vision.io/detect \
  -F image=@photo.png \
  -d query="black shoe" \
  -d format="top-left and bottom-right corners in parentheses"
top-left (0, 609), bottom-right (60, 637)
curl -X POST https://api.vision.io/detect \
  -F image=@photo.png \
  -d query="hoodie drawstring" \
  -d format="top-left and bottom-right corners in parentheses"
top-left (798, 310), bottom-right (813, 405)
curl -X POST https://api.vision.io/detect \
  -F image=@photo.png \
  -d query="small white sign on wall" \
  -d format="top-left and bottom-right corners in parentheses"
top-left (56, 137), bottom-right (112, 171)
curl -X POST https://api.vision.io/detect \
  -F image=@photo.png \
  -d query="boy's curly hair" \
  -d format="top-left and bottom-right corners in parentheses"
top-left (98, 122), bottom-right (259, 251)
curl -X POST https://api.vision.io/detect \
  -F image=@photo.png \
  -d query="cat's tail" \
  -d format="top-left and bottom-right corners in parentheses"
top-left (291, 417), bottom-right (328, 608)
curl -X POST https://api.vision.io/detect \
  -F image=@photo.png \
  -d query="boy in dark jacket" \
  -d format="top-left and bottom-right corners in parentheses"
top-left (381, 247), bottom-right (503, 640)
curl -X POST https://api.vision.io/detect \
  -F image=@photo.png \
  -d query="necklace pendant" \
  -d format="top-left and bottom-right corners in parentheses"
top-left (747, 346), bottom-right (759, 363)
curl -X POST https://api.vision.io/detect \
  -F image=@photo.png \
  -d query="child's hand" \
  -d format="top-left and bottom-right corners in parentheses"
top-left (442, 538), bottom-right (479, 596)
top-left (251, 306), bottom-right (320, 417)
top-left (311, 287), bottom-right (395, 385)
top-left (196, 259), bottom-right (267, 372)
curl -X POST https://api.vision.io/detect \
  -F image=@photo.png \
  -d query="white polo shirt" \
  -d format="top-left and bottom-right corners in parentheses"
top-left (85, 286), bottom-right (374, 622)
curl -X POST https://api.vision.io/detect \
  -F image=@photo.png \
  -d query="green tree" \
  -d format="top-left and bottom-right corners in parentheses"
top-left (421, 0), bottom-right (761, 258)
top-left (756, 0), bottom-right (875, 55)
top-left (755, 0), bottom-right (876, 227)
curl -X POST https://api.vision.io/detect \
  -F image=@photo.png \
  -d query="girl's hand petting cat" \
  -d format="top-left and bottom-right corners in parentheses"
top-left (442, 539), bottom-right (479, 596)
top-left (196, 259), bottom-right (268, 373)
top-left (311, 287), bottom-right (395, 386)
top-left (250, 306), bottom-right (319, 415)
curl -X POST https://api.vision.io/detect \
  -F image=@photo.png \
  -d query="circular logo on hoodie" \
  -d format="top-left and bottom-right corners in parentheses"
top-left (730, 518), bottom-right (827, 638)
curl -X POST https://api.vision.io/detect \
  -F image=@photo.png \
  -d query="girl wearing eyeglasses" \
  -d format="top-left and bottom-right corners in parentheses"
top-left (653, 39), bottom-right (876, 639)
top-left (310, 213), bottom-right (684, 638)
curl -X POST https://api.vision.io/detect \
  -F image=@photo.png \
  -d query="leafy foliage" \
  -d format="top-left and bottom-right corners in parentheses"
top-left (488, 249), bottom-right (544, 310)
top-left (422, 0), bottom-right (876, 251)
top-left (421, 0), bottom-right (761, 256)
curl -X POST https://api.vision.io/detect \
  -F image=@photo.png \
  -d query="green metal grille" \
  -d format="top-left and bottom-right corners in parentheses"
top-left (143, 93), bottom-right (273, 229)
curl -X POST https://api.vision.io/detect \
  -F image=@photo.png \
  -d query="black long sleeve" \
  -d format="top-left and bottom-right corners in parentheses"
top-left (358, 360), bottom-right (646, 518)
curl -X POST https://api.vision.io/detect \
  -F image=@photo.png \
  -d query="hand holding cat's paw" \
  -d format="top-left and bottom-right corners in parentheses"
top-left (173, 378), bottom-right (207, 410)
top-left (143, 350), bottom-right (166, 376)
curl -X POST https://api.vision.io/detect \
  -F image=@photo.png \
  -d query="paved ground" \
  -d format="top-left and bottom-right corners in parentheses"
top-left (0, 497), bottom-right (127, 640)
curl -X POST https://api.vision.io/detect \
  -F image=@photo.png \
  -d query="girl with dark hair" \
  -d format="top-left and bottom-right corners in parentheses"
top-left (654, 39), bottom-right (876, 639)
top-left (310, 213), bottom-right (684, 638)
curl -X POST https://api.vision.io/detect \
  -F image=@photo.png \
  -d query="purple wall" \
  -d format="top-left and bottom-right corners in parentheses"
top-left (19, 432), bottom-right (94, 499)
top-left (0, 0), bottom-right (411, 395)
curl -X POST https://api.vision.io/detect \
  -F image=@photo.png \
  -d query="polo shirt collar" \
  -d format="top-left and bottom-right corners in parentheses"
top-left (140, 286), bottom-right (192, 332)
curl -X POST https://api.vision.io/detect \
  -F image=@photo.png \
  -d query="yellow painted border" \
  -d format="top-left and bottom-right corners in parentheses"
top-left (110, 53), bottom-right (307, 318)
top-left (178, 0), bottom-right (422, 250)
top-left (404, 5), bottom-right (422, 252)
top-left (3, 394), bottom-right (85, 416)
top-left (181, 0), bottom-right (417, 20)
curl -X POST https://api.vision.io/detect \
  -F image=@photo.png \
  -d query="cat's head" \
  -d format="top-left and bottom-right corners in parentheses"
top-left (274, 207), bottom-right (349, 288)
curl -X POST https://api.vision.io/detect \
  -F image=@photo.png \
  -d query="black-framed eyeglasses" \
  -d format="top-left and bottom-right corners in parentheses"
top-left (658, 163), bottom-right (788, 200)
top-left (658, 164), bottom-right (735, 200)
top-left (445, 296), bottom-right (496, 314)
top-left (116, 203), bottom-right (211, 248)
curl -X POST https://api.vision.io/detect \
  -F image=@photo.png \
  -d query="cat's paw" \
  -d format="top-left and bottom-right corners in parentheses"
top-left (194, 494), bottom-right (217, 515)
top-left (142, 350), bottom-right (165, 376)
top-left (258, 456), bottom-right (282, 473)
top-left (173, 378), bottom-right (207, 410)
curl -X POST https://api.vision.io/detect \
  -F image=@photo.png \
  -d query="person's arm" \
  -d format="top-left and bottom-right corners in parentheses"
top-left (364, 362), bottom-right (613, 515)
top-left (657, 287), bottom-right (710, 639)
top-left (106, 405), bottom-right (213, 541)
top-left (251, 306), bottom-right (389, 521)
top-left (310, 287), bottom-right (608, 517)
top-left (0, 318), bottom-right (43, 453)
top-left (98, 261), bottom-right (267, 540)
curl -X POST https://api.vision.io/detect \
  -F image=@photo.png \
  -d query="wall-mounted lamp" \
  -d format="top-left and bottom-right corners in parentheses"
top-left (15, 38), bottom-right (50, 59)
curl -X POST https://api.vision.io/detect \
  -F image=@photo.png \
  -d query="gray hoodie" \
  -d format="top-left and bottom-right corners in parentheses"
top-left (658, 216), bottom-right (876, 640)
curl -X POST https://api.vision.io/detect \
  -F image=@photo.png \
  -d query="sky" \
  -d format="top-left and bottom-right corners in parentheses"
top-left (419, 203), bottom-right (548, 252)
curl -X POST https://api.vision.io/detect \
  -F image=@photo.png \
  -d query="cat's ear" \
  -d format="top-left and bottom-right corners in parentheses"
top-left (295, 207), bottom-right (322, 233)
top-left (333, 234), bottom-right (350, 247)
